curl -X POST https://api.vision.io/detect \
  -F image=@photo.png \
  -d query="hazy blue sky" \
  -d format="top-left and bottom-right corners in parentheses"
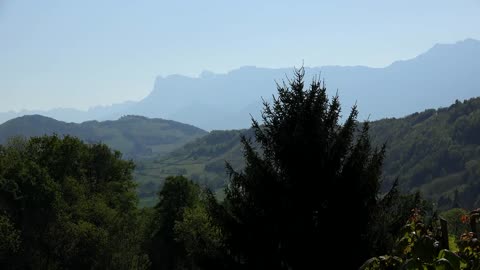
top-left (1, 0), bottom-right (479, 111)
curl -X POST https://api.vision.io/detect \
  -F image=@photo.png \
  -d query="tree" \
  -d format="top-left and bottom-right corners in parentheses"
top-left (0, 135), bottom-right (149, 269)
top-left (146, 176), bottom-right (227, 270)
top-left (174, 192), bottom-right (224, 270)
top-left (215, 68), bottom-right (387, 269)
top-left (0, 213), bottom-right (21, 268)
top-left (146, 176), bottom-right (202, 270)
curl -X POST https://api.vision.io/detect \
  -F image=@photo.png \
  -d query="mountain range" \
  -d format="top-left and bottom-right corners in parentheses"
top-left (2, 39), bottom-right (480, 130)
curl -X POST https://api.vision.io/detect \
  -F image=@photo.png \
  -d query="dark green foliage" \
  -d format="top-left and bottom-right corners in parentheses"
top-left (0, 214), bottom-right (20, 263)
top-left (0, 135), bottom-right (149, 269)
top-left (211, 68), bottom-right (387, 269)
top-left (146, 176), bottom-right (201, 269)
top-left (145, 176), bottom-right (225, 270)
top-left (367, 181), bottom-right (427, 258)
top-left (370, 97), bottom-right (480, 209)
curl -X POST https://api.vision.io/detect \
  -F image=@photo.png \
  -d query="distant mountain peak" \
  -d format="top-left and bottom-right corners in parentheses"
top-left (199, 70), bottom-right (216, 79)
top-left (427, 38), bottom-right (480, 53)
top-left (119, 115), bottom-right (149, 121)
top-left (455, 38), bottom-right (479, 45)
top-left (388, 38), bottom-right (480, 68)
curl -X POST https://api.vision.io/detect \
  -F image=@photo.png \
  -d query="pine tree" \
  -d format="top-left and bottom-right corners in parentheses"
top-left (221, 67), bottom-right (386, 269)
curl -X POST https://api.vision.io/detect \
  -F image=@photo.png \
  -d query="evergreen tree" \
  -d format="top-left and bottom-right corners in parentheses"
top-left (219, 68), bottom-right (386, 269)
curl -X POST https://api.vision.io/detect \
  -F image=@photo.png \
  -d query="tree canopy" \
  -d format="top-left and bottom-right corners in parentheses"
top-left (0, 135), bottom-right (149, 269)
top-left (207, 68), bottom-right (388, 269)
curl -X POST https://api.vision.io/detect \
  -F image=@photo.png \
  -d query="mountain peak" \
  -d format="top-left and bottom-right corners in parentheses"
top-left (199, 70), bottom-right (216, 79)
top-left (455, 38), bottom-right (479, 45)
top-left (119, 115), bottom-right (149, 121)
top-left (388, 38), bottom-right (480, 68)
top-left (428, 38), bottom-right (480, 53)
top-left (12, 114), bottom-right (59, 123)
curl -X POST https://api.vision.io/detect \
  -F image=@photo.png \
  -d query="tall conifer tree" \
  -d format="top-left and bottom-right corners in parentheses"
top-left (221, 67), bottom-right (386, 269)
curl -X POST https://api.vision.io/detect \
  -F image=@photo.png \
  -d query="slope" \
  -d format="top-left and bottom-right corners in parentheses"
top-left (0, 115), bottom-right (207, 160)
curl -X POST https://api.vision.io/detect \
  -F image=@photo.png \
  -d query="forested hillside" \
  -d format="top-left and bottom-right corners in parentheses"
top-left (370, 97), bottom-right (480, 209)
top-left (136, 97), bottom-right (480, 208)
top-left (0, 115), bottom-right (207, 159)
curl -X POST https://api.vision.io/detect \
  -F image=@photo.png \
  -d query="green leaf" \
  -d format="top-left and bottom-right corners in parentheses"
top-left (434, 258), bottom-right (454, 270)
top-left (402, 258), bottom-right (425, 270)
top-left (437, 249), bottom-right (462, 270)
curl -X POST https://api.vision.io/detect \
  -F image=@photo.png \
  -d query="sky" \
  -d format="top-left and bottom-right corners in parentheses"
top-left (1, 0), bottom-right (479, 111)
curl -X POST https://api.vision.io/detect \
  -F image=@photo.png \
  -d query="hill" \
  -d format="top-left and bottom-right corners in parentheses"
top-left (0, 115), bottom-right (207, 159)
top-left (134, 129), bottom-right (253, 204)
top-left (2, 39), bottom-right (480, 130)
top-left (136, 97), bottom-right (480, 208)
top-left (370, 97), bottom-right (480, 209)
